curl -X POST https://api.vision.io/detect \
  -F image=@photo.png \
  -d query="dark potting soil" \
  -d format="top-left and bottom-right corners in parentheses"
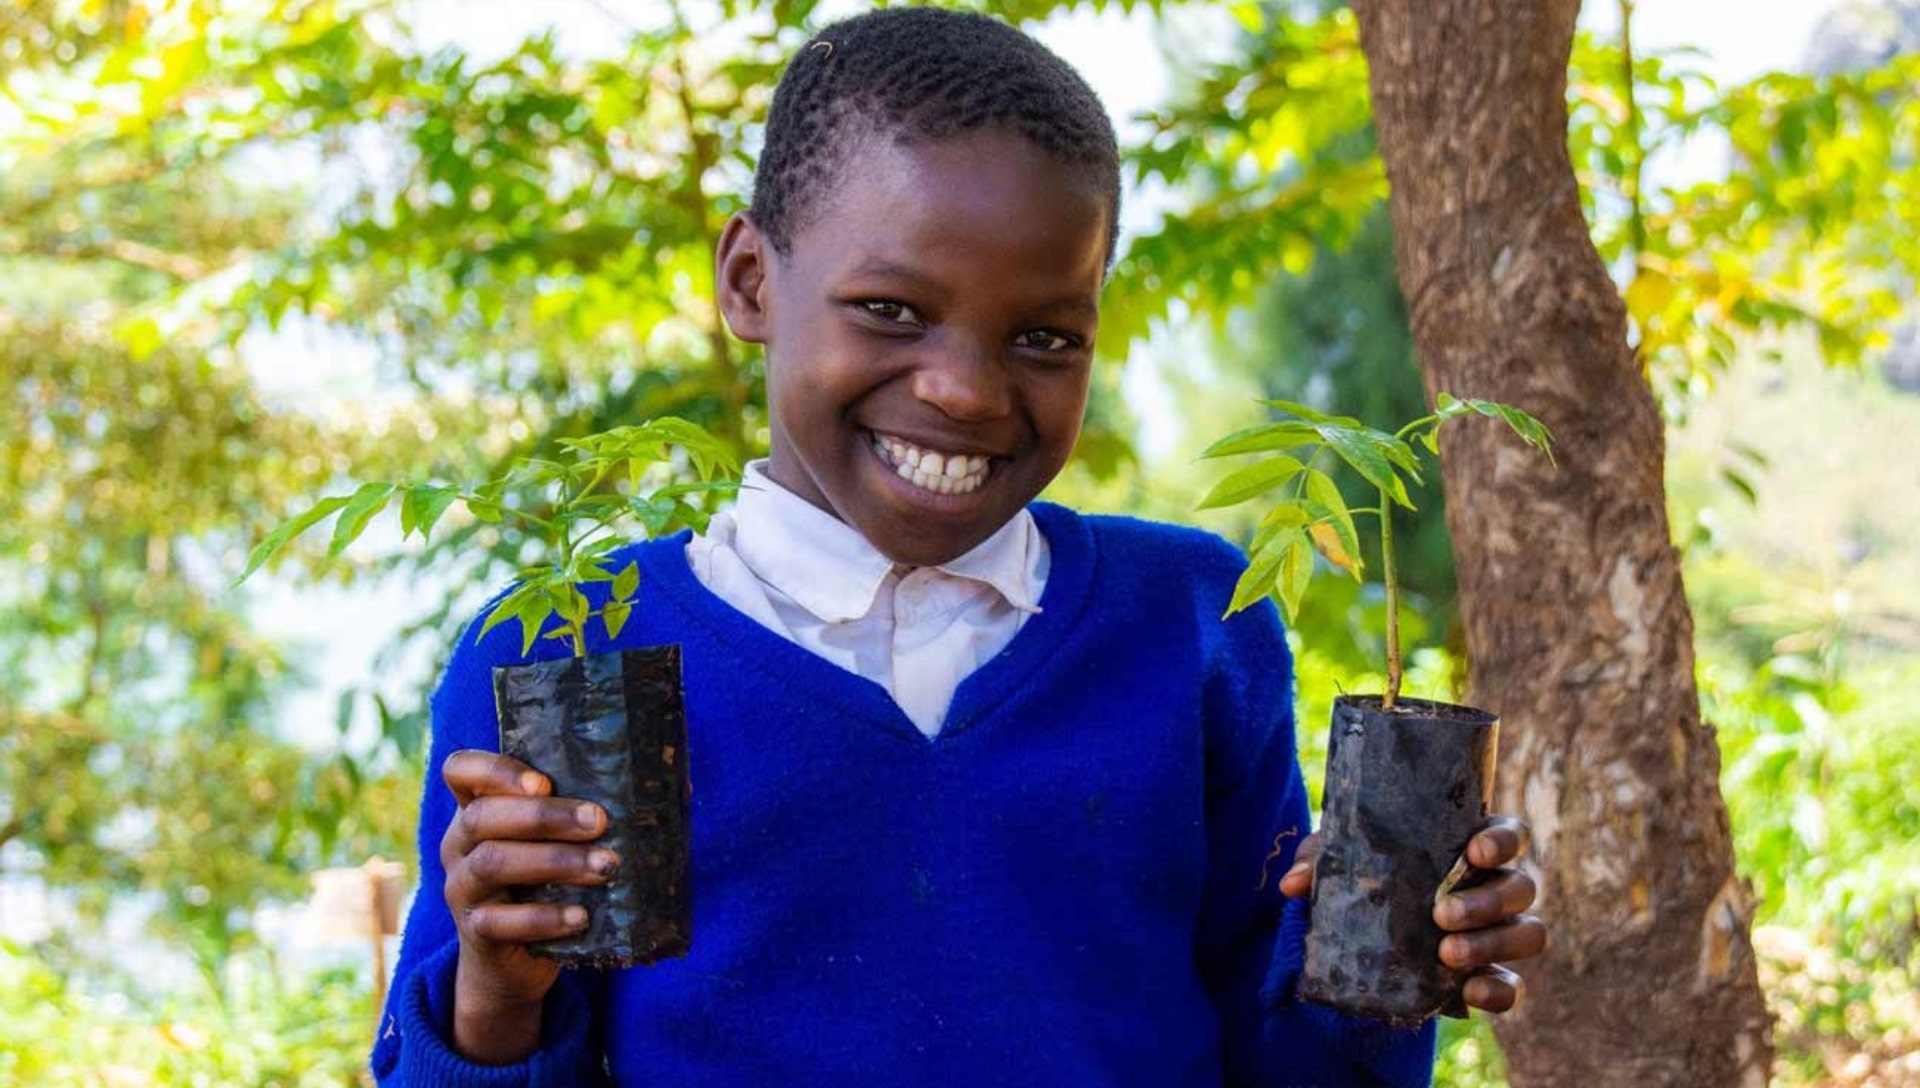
top-left (494, 645), bottom-right (691, 969)
top-left (1337, 693), bottom-right (1497, 724)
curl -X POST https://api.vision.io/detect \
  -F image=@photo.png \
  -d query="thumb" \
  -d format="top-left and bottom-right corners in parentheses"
top-left (1278, 832), bottom-right (1321, 899)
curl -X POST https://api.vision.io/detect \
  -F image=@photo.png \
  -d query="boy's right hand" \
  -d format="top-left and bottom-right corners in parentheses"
top-left (440, 750), bottom-right (619, 1064)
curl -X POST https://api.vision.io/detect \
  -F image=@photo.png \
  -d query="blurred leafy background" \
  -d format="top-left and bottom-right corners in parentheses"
top-left (2, 0), bottom-right (1916, 1084)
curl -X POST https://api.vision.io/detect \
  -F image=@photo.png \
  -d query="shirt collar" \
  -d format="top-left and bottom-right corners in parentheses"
top-left (730, 460), bottom-right (1045, 623)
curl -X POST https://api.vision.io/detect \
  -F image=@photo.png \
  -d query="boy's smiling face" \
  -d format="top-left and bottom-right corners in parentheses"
top-left (717, 128), bottom-right (1110, 568)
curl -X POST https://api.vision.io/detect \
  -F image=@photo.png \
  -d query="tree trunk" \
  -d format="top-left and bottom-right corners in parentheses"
top-left (1346, 3), bottom-right (1773, 1086)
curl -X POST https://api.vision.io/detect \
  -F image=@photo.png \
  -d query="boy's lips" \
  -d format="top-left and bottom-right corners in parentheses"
top-left (865, 429), bottom-right (998, 499)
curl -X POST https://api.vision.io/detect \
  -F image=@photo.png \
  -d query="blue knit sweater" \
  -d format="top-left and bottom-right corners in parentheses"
top-left (371, 504), bottom-right (1435, 1087)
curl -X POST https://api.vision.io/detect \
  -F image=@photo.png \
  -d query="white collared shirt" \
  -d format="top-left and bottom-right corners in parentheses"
top-left (684, 461), bottom-right (1050, 737)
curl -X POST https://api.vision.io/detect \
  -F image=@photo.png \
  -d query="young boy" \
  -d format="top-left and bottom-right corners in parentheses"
top-left (372, 9), bottom-right (1544, 1086)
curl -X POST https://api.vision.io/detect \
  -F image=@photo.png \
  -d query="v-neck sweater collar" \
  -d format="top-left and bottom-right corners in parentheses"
top-left (641, 502), bottom-right (1095, 745)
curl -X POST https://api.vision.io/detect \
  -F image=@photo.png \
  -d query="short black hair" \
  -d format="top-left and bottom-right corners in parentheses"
top-left (750, 7), bottom-right (1122, 266)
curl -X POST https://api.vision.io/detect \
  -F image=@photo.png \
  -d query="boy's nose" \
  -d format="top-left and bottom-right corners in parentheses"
top-left (911, 340), bottom-right (1013, 423)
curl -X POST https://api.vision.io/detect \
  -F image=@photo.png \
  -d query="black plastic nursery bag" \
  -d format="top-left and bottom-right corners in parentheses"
top-left (492, 645), bottom-right (691, 968)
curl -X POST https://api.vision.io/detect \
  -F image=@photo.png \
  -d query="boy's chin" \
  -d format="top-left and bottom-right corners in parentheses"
top-left (848, 435), bottom-right (1047, 566)
top-left (862, 519), bottom-right (1003, 569)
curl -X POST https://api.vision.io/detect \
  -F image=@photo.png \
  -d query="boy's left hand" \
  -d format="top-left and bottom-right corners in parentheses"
top-left (1278, 815), bottom-right (1546, 1014)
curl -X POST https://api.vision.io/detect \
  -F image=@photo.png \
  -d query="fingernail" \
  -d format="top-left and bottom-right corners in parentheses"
top-left (575, 803), bottom-right (602, 831)
top-left (562, 906), bottom-right (588, 929)
top-left (1283, 861), bottom-right (1310, 884)
top-left (1439, 895), bottom-right (1466, 927)
top-left (520, 771), bottom-right (545, 794)
top-left (591, 850), bottom-right (620, 877)
top-left (1440, 935), bottom-right (1463, 965)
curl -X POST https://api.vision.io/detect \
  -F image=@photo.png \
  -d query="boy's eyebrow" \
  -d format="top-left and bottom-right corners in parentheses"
top-left (846, 257), bottom-right (945, 292)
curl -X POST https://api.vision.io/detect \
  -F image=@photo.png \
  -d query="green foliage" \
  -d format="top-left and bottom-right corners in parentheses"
top-left (240, 418), bottom-right (741, 658)
top-left (1664, 354), bottom-right (1920, 1083)
top-left (1199, 395), bottom-right (1549, 625)
top-left (1104, 7), bottom-right (1381, 355)
top-left (1567, 34), bottom-right (1920, 389)
top-left (0, 940), bottom-right (373, 1087)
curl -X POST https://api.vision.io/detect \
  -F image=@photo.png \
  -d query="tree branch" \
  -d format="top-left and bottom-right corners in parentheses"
top-left (0, 233), bottom-right (212, 280)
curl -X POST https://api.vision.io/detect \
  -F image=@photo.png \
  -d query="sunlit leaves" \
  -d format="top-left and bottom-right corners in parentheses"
top-left (1568, 32), bottom-right (1920, 388)
top-left (1100, 8), bottom-right (1382, 356)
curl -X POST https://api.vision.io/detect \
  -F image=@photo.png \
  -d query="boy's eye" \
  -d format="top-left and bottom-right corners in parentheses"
top-left (1016, 329), bottom-right (1079, 352)
top-left (858, 300), bottom-right (922, 325)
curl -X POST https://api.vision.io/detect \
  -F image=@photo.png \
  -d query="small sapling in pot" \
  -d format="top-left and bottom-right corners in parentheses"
top-left (1199, 393), bottom-right (1552, 1025)
top-left (238, 418), bottom-right (740, 968)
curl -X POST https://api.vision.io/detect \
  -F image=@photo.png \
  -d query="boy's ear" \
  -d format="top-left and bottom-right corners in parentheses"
top-left (715, 212), bottom-right (771, 344)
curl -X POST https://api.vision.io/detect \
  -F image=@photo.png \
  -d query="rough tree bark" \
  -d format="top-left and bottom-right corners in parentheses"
top-left (1346, 3), bottom-right (1774, 1086)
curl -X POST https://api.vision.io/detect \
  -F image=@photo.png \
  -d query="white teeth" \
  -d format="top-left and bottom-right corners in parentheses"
top-left (872, 431), bottom-right (992, 497)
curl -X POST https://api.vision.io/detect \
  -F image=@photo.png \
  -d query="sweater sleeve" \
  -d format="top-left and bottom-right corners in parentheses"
top-left (1194, 542), bottom-right (1435, 1088)
top-left (369, 598), bottom-right (611, 1088)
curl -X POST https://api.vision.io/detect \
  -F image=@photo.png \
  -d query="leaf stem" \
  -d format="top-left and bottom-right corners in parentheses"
top-left (480, 501), bottom-right (562, 538)
top-left (1380, 483), bottom-right (1402, 709)
top-left (553, 478), bottom-right (588, 660)
top-left (1394, 414), bottom-right (1438, 441)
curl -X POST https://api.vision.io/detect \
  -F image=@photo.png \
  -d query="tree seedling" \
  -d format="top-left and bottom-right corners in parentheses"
top-left (1199, 391), bottom-right (1553, 1024)
top-left (1199, 391), bottom-right (1553, 707)
top-left (237, 415), bottom-right (741, 968)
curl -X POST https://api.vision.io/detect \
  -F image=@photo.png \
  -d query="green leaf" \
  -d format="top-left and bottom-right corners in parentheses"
top-left (569, 557), bottom-right (616, 583)
top-left (1432, 393), bottom-right (1556, 465)
top-left (518, 592), bottom-right (557, 657)
top-left (399, 485), bottom-right (459, 541)
top-left (1197, 455), bottom-right (1306, 510)
top-left (675, 502), bottom-right (712, 534)
top-left (1483, 403), bottom-right (1555, 464)
top-left (1722, 468), bottom-right (1760, 507)
top-left (546, 582), bottom-right (586, 625)
top-left (1258, 398), bottom-right (1364, 429)
top-left (1225, 530), bottom-right (1292, 617)
top-left (1200, 421), bottom-right (1322, 459)
top-left (1276, 531), bottom-right (1315, 622)
top-left (631, 495), bottom-right (677, 536)
top-left (603, 600), bottom-right (632, 641)
top-left (1303, 470), bottom-right (1362, 578)
top-left (327, 483), bottom-right (397, 559)
top-left (651, 479), bottom-right (743, 501)
top-left (509, 458), bottom-right (570, 486)
top-left (477, 581), bottom-right (545, 648)
top-left (612, 560), bottom-right (640, 604)
top-left (234, 495), bottom-right (349, 585)
top-left (1249, 503), bottom-right (1312, 556)
top-left (579, 535), bottom-right (627, 559)
top-left (1319, 427), bottom-right (1418, 509)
